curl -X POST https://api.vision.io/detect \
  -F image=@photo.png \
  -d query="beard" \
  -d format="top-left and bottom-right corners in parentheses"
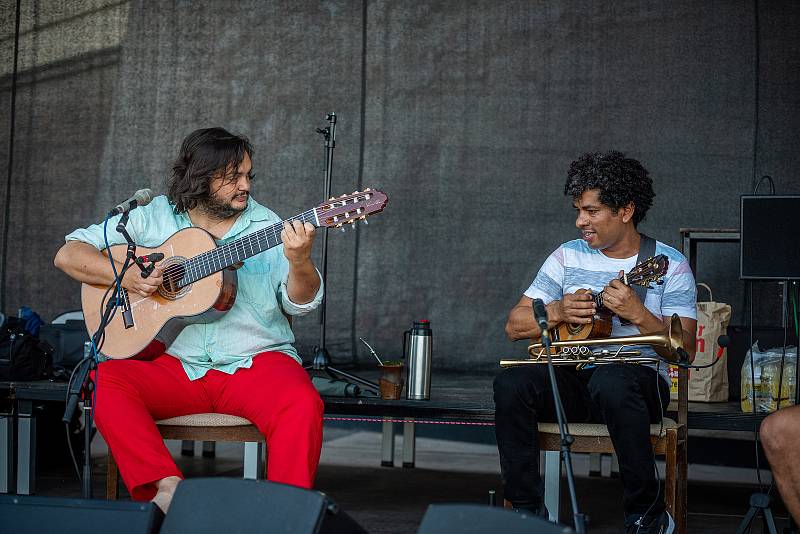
top-left (200, 192), bottom-right (247, 220)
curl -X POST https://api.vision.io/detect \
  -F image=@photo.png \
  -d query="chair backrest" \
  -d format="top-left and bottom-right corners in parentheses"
top-left (160, 478), bottom-right (366, 534)
top-left (417, 504), bottom-right (571, 534)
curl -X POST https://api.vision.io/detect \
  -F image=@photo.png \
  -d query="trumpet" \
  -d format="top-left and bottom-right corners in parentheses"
top-left (500, 314), bottom-right (684, 368)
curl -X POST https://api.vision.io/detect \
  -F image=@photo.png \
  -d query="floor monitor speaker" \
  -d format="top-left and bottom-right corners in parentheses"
top-left (417, 504), bottom-right (570, 533)
top-left (159, 478), bottom-right (367, 534)
top-left (0, 494), bottom-right (162, 534)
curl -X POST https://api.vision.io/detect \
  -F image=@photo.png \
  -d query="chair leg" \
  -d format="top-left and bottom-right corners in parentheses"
top-left (106, 451), bottom-right (119, 500)
top-left (544, 450), bottom-right (561, 522)
top-left (676, 437), bottom-right (688, 534)
top-left (664, 429), bottom-right (677, 519)
top-left (243, 442), bottom-right (262, 480)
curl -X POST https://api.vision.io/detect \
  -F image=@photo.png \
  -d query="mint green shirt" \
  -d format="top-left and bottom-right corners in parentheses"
top-left (65, 195), bottom-right (323, 379)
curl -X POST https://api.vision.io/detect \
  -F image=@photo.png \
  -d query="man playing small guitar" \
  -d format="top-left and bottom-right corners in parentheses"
top-left (54, 127), bottom-right (325, 513)
top-left (495, 151), bottom-right (697, 533)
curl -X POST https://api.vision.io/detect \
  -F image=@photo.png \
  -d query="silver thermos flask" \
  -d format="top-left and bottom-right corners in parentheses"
top-left (404, 320), bottom-right (432, 400)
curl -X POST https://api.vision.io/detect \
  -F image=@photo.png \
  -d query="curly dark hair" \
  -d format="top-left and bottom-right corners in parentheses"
top-left (167, 127), bottom-right (254, 213)
top-left (563, 151), bottom-right (655, 227)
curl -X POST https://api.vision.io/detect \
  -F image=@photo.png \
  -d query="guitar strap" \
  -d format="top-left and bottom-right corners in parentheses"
top-left (633, 233), bottom-right (657, 303)
top-left (616, 234), bottom-right (657, 327)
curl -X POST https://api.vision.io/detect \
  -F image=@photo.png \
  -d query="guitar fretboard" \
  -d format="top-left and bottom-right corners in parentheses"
top-left (173, 209), bottom-right (317, 288)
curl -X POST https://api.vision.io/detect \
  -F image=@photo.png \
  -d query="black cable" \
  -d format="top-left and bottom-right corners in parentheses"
top-left (776, 282), bottom-right (789, 410)
top-left (752, 175), bottom-right (775, 195)
top-left (349, 0), bottom-right (369, 364)
top-left (748, 281), bottom-right (764, 490)
top-left (62, 356), bottom-right (92, 483)
top-left (635, 361), bottom-right (667, 531)
top-left (62, 258), bottom-right (134, 483)
top-left (0, 0), bottom-right (23, 313)
top-left (750, 0), bottom-right (761, 194)
top-left (65, 422), bottom-right (81, 482)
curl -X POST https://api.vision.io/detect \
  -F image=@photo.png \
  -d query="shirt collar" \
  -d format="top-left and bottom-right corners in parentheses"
top-left (177, 197), bottom-right (272, 241)
top-left (221, 197), bottom-right (271, 241)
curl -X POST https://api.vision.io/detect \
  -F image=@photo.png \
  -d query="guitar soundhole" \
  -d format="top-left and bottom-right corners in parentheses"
top-left (158, 256), bottom-right (191, 300)
top-left (566, 323), bottom-right (586, 335)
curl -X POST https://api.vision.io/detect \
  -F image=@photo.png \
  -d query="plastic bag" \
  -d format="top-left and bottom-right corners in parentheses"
top-left (741, 342), bottom-right (797, 413)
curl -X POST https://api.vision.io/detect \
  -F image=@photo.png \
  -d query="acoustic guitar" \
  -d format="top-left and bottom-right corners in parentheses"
top-left (82, 189), bottom-right (388, 359)
top-left (550, 254), bottom-right (669, 342)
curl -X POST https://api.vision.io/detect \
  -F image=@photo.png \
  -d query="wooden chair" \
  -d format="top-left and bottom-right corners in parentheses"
top-left (537, 367), bottom-right (688, 534)
top-left (106, 413), bottom-right (266, 499)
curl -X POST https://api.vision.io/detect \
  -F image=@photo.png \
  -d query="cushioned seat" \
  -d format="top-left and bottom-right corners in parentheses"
top-left (106, 413), bottom-right (265, 499)
top-left (538, 417), bottom-right (677, 437)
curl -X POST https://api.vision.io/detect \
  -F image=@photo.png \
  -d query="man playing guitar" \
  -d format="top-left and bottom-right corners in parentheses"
top-left (494, 151), bottom-right (697, 533)
top-left (54, 127), bottom-right (324, 512)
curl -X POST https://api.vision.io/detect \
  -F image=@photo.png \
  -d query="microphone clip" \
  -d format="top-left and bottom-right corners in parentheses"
top-left (135, 253), bottom-right (163, 279)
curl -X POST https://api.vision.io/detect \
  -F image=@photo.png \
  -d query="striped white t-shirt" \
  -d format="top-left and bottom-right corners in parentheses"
top-left (524, 238), bottom-right (697, 385)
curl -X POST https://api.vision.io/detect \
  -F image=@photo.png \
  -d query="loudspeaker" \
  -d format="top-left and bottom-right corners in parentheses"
top-left (0, 495), bottom-right (163, 534)
top-left (160, 478), bottom-right (367, 534)
top-left (740, 195), bottom-right (800, 280)
top-left (417, 504), bottom-right (571, 534)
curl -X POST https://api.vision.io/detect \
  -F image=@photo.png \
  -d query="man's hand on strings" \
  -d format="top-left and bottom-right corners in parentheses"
top-left (282, 220), bottom-right (316, 265)
top-left (602, 270), bottom-right (647, 323)
top-left (122, 263), bottom-right (164, 297)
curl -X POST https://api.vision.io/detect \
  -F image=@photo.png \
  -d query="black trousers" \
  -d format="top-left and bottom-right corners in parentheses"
top-left (493, 363), bottom-right (671, 517)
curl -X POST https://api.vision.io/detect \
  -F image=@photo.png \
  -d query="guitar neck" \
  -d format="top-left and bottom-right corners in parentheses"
top-left (180, 208), bottom-right (318, 286)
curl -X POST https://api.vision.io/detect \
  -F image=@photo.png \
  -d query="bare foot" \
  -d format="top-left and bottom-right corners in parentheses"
top-left (151, 476), bottom-right (181, 514)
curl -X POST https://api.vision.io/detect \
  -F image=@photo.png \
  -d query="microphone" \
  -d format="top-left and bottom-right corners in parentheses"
top-left (136, 253), bottom-right (164, 264)
top-left (108, 189), bottom-right (154, 217)
top-left (532, 298), bottom-right (549, 332)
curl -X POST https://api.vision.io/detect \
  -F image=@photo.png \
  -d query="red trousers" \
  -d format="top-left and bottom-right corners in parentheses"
top-left (94, 351), bottom-right (323, 501)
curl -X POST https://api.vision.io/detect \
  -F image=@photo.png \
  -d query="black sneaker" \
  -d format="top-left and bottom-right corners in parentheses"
top-left (625, 510), bottom-right (675, 534)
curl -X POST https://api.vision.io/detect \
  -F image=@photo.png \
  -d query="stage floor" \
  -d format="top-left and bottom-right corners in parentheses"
top-left (28, 416), bottom-right (788, 534)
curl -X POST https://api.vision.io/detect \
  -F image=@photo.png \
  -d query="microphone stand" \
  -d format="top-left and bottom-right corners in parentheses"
top-left (303, 112), bottom-right (378, 394)
top-left (62, 212), bottom-right (141, 498)
top-left (538, 309), bottom-right (588, 533)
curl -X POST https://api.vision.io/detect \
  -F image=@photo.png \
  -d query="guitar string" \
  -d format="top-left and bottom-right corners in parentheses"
top-left (159, 209), bottom-right (318, 288)
top-left (161, 210), bottom-right (314, 285)
top-left (159, 195), bottom-right (379, 287)
top-left (584, 255), bottom-right (669, 308)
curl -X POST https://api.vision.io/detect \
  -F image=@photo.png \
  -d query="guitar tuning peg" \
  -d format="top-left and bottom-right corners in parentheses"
top-left (352, 191), bottom-right (358, 194)
top-left (329, 197), bottom-right (335, 201)
top-left (364, 187), bottom-right (371, 191)
top-left (656, 280), bottom-right (664, 285)
top-left (340, 226), bottom-right (346, 233)
top-left (362, 218), bottom-right (368, 225)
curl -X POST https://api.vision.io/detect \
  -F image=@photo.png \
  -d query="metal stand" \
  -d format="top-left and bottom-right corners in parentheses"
top-left (736, 280), bottom-right (794, 534)
top-left (736, 493), bottom-right (778, 534)
top-left (541, 327), bottom-right (588, 533)
top-left (62, 212), bottom-right (147, 498)
top-left (303, 113), bottom-right (378, 393)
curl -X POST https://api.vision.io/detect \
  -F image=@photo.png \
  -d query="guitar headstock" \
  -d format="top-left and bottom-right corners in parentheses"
top-left (315, 188), bottom-right (388, 228)
top-left (627, 254), bottom-right (669, 288)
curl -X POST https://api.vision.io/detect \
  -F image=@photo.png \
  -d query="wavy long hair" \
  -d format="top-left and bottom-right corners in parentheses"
top-left (167, 127), bottom-right (254, 213)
